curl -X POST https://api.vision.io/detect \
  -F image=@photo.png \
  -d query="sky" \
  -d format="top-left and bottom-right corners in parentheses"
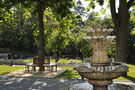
top-left (75, 0), bottom-right (111, 20)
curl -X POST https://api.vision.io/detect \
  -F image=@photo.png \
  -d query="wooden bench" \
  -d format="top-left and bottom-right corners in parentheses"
top-left (25, 57), bottom-right (57, 72)
top-left (43, 57), bottom-right (57, 72)
top-left (25, 57), bottom-right (38, 72)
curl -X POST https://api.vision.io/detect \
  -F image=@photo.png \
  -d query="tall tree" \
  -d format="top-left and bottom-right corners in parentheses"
top-left (110, 0), bottom-right (134, 62)
top-left (18, 0), bottom-right (74, 71)
top-left (87, 0), bottom-right (135, 62)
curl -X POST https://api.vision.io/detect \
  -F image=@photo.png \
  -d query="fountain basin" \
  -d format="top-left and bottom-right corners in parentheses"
top-left (74, 62), bottom-right (128, 89)
top-left (75, 62), bottom-right (128, 79)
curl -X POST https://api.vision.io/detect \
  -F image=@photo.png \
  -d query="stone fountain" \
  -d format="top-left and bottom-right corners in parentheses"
top-left (74, 26), bottom-right (129, 90)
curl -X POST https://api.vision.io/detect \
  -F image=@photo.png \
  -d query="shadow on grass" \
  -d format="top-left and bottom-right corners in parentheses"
top-left (123, 75), bottom-right (135, 81)
top-left (57, 70), bottom-right (73, 78)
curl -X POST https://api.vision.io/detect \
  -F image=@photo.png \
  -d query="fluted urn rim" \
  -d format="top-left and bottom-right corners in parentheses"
top-left (83, 36), bottom-right (116, 41)
top-left (74, 62), bottom-right (128, 73)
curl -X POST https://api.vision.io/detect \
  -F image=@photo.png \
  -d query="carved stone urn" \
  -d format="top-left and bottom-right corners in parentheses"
top-left (74, 26), bottom-right (128, 90)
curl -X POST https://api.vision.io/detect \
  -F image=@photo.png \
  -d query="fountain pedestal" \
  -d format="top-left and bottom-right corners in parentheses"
top-left (74, 26), bottom-right (128, 90)
top-left (88, 80), bottom-right (112, 90)
top-left (93, 86), bottom-right (108, 90)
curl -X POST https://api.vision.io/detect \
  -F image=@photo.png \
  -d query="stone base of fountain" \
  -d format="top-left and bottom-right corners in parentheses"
top-left (60, 82), bottom-right (135, 90)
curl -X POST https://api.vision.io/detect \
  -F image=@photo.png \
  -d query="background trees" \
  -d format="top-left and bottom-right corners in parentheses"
top-left (0, 0), bottom-right (135, 64)
top-left (127, 11), bottom-right (135, 63)
top-left (0, 4), bottom-right (38, 53)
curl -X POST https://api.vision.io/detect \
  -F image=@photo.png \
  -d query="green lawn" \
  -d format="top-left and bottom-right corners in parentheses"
top-left (0, 65), bottom-right (24, 75)
top-left (24, 58), bottom-right (33, 62)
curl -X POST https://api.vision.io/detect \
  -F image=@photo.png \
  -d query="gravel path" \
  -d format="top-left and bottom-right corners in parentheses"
top-left (0, 77), bottom-right (85, 90)
top-left (0, 77), bottom-right (135, 90)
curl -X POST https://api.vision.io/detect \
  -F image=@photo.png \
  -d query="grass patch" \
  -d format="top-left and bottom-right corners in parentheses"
top-left (0, 65), bottom-right (24, 75)
top-left (24, 58), bottom-right (33, 62)
top-left (57, 67), bottom-right (80, 79)
top-left (57, 58), bottom-right (82, 64)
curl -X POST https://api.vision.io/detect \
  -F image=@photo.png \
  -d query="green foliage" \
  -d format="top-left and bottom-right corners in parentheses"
top-left (87, 0), bottom-right (106, 10)
top-left (100, 8), bottom-right (106, 15)
top-left (127, 13), bottom-right (135, 63)
top-left (74, 0), bottom-right (86, 15)
top-left (0, 0), bottom-right (76, 57)
top-left (19, 0), bottom-right (74, 18)
top-left (0, 4), bottom-right (38, 53)
top-left (18, 0), bottom-right (75, 61)
top-left (88, 0), bottom-right (95, 9)
top-left (84, 11), bottom-right (113, 28)
top-left (74, 0), bottom-right (87, 27)
top-left (68, 26), bottom-right (92, 58)
top-left (131, 29), bottom-right (135, 35)
top-left (108, 41), bottom-right (116, 58)
top-left (84, 12), bottom-right (101, 27)
top-left (79, 39), bottom-right (92, 57)
top-left (38, 9), bottom-right (75, 55)
top-left (96, 0), bottom-right (104, 5)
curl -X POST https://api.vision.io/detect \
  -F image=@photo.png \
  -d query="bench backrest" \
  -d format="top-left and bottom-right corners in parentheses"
top-left (33, 57), bottom-right (38, 64)
top-left (33, 57), bottom-right (50, 64)
top-left (44, 57), bottom-right (50, 64)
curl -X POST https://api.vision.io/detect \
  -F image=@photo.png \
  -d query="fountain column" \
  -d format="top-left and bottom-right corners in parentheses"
top-left (85, 28), bottom-right (114, 65)
top-left (93, 86), bottom-right (108, 90)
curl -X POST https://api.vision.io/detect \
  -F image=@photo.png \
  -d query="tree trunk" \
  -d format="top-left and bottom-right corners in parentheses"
top-left (38, 9), bottom-right (44, 72)
top-left (110, 0), bottom-right (130, 63)
top-left (115, 25), bottom-right (128, 63)
top-left (116, 0), bottom-right (129, 62)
